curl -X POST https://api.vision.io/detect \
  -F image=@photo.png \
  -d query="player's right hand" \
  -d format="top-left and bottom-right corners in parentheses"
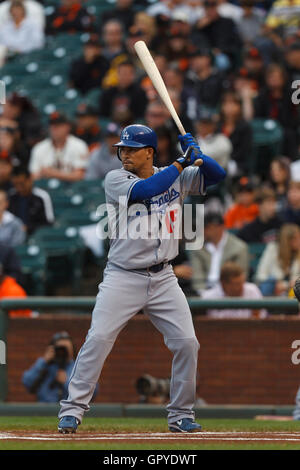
top-left (176, 146), bottom-right (202, 169)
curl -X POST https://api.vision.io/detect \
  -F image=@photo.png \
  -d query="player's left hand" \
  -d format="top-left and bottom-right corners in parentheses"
top-left (178, 133), bottom-right (201, 153)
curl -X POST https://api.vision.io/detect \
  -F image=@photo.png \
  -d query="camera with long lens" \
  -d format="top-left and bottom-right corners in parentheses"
top-left (135, 374), bottom-right (170, 403)
top-left (54, 345), bottom-right (69, 368)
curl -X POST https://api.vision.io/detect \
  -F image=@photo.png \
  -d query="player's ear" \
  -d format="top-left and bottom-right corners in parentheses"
top-left (146, 147), bottom-right (154, 160)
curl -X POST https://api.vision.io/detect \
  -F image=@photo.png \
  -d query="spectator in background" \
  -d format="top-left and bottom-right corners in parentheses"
top-left (0, 0), bottom-right (44, 56)
top-left (195, 108), bottom-right (232, 172)
top-left (192, 0), bottom-right (243, 71)
top-left (130, 11), bottom-right (158, 49)
top-left (0, 155), bottom-right (14, 193)
top-left (0, 93), bottom-right (43, 152)
top-left (46, 0), bottom-right (95, 35)
top-left (241, 47), bottom-right (265, 90)
top-left (84, 122), bottom-right (122, 180)
top-left (264, 0), bottom-right (300, 42)
top-left (0, 122), bottom-right (29, 168)
top-left (9, 166), bottom-right (55, 236)
top-left (202, 261), bottom-right (267, 318)
top-left (255, 223), bottom-right (300, 296)
top-left (235, 0), bottom-right (265, 44)
top-left (0, 0), bottom-right (45, 30)
top-left (268, 156), bottom-right (291, 211)
top-left (285, 42), bottom-right (300, 84)
top-left (99, 61), bottom-right (148, 125)
top-left (163, 65), bottom-right (197, 127)
top-left (185, 48), bottom-right (227, 110)
top-left (237, 186), bottom-right (282, 243)
top-left (100, 0), bottom-right (135, 31)
top-left (172, 240), bottom-right (198, 297)
top-left (279, 180), bottom-right (300, 226)
top-left (224, 177), bottom-right (259, 230)
top-left (101, 19), bottom-right (127, 63)
top-left (162, 30), bottom-right (194, 70)
top-left (22, 331), bottom-right (76, 402)
top-left (74, 103), bottom-right (102, 152)
top-left (0, 189), bottom-right (25, 246)
top-left (154, 126), bottom-right (178, 167)
top-left (252, 63), bottom-right (299, 160)
top-left (219, 91), bottom-right (253, 175)
top-left (0, 242), bottom-right (22, 282)
top-left (144, 101), bottom-right (178, 150)
top-left (190, 212), bottom-right (249, 293)
top-left (29, 112), bottom-right (89, 182)
top-left (146, 0), bottom-right (203, 25)
top-left (0, 261), bottom-right (31, 318)
top-left (217, 0), bottom-right (243, 23)
top-left (69, 36), bottom-right (110, 95)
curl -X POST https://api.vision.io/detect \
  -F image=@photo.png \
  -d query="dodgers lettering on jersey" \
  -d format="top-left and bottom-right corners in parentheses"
top-left (104, 166), bottom-right (206, 270)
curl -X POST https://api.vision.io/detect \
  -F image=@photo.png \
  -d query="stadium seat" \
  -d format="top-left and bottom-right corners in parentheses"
top-left (249, 119), bottom-right (283, 178)
top-left (50, 192), bottom-right (87, 218)
top-left (29, 226), bottom-right (86, 293)
top-left (14, 244), bottom-right (47, 296)
top-left (34, 178), bottom-right (72, 194)
top-left (249, 242), bottom-right (266, 281)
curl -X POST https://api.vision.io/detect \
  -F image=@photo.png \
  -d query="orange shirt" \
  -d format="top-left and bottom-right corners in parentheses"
top-left (0, 276), bottom-right (32, 318)
top-left (224, 203), bottom-right (259, 230)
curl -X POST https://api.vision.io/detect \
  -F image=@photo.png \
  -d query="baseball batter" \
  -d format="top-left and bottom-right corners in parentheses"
top-left (58, 124), bottom-right (226, 433)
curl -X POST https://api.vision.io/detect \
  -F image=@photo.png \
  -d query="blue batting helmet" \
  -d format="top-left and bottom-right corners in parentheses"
top-left (113, 124), bottom-right (157, 160)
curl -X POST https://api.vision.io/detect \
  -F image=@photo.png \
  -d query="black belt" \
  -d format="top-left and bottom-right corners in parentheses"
top-left (146, 260), bottom-right (172, 273)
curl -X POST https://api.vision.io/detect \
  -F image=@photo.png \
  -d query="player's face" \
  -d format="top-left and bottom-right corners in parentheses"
top-left (119, 146), bottom-right (153, 173)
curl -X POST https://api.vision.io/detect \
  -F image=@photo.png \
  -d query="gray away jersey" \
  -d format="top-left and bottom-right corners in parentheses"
top-left (104, 165), bottom-right (206, 270)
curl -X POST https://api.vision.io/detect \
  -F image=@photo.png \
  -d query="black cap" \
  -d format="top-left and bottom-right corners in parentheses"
top-left (204, 212), bottom-right (224, 226)
top-left (236, 176), bottom-right (255, 192)
top-left (49, 111), bottom-right (69, 125)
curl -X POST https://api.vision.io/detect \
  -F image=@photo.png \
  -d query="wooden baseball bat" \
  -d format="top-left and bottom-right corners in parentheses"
top-left (134, 40), bottom-right (203, 167)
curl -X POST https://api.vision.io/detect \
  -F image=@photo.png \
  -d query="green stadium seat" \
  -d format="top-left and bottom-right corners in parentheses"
top-left (34, 178), bottom-right (72, 194)
top-left (50, 192), bottom-right (86, 218)
top-left (249, 242), bottom-right (266, 280)
top-left (14, 244), bottom-right (47, 296)
top-left (249, 119), bottom-right (284, 178)
top-left (57, 208), bottom-right (102, 228)
top-left (71, 179), bottom-right (105, 196)
top-left (29, 226), bottom-right (86, 293)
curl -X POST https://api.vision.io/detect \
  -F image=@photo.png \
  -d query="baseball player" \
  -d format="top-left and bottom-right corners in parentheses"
top-left (58, 124), bottom-right (226, 434)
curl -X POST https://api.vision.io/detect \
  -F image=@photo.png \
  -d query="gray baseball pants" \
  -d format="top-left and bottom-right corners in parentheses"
top-left (58, 263), bottom-right (200, 425)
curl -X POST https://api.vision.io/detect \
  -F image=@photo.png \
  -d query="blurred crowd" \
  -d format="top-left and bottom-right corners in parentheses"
top-left (0, 0), bottom-right (300, 318)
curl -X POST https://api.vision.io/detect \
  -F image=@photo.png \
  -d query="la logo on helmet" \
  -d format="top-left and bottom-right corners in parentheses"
top-left (122, 130), bottom-right (130, 140)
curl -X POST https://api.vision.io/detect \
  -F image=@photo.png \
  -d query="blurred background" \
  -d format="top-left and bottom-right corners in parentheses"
top-left (0, 0), bottom-right (300, 417)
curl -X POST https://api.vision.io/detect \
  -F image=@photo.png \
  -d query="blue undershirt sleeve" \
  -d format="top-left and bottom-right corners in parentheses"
top-left (129, 165), bottom-right (180, 202)
top-left (201, 154), bottom-right (226, 187)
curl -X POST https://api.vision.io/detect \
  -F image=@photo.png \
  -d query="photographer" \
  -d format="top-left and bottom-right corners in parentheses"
top-left (22, 332), bottom-right (75, 403)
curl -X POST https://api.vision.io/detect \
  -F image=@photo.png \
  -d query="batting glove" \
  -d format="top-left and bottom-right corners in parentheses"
top-left (178, 133), bottom-right (201, 153)
top-left (176, 146), bottom-right (202, 169)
